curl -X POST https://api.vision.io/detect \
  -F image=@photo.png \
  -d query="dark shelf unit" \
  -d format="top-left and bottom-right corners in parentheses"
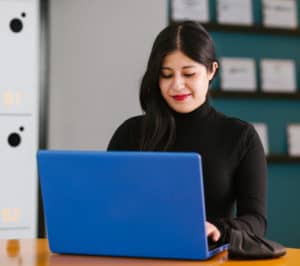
top-left (170, 21), bottom-right (300, 36)
top-left (267, 154), bottom-right (300, 163)
top-left (210, 90), bottom-right (300, 100)
top-left (203, 23), bottom-right (300, 36)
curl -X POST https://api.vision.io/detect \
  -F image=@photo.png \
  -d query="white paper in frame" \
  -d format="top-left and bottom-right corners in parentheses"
top-left (220, 57), bottom-right (256, 91)
top-left (287, 124), bottom-right (300, 156)
top-left (251, 123), bottom-right (269, 155)
top-left (260, 59), bottom-right (296, 93)
top-left (262, 0), bottom-right (298, 28)
top-left (171, 0), bottom-right (209, 22)
top-left (217, 0), bottom-right (253, 25)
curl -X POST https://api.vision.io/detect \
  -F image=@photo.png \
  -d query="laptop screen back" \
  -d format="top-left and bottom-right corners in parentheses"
top-left (38, 151), bottom-right (215, 259)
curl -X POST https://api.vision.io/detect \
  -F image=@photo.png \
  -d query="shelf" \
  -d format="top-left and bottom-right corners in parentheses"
top-left (203, 23), bottom-right (300, 36)
top-left (170, 21), bottom-right (300, 36)
top-left (267, 154), bottom-right (300, 163)
top-left (210, 90), bottom-right (300, 100)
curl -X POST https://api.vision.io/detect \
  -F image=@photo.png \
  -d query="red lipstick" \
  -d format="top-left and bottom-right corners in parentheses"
top-left (173, 93), bottom-right (191, 101)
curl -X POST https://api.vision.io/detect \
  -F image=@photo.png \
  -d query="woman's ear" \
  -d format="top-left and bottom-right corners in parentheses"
top-left (208, 61), bottom-right (219, 81)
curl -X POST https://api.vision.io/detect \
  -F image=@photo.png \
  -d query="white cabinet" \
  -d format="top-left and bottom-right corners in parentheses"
top-left (0, 0), bottom-right (40, 238)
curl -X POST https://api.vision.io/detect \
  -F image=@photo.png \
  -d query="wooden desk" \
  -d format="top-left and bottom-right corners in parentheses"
top-left (0, 238), bottom-right (299, 266)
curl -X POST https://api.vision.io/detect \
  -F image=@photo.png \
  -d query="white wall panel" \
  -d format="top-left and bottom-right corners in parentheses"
top-left (48, 0), bottom-right (167, 150)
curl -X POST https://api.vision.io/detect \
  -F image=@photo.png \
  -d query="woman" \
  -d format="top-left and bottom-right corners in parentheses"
top-left (107, 21), bottom-right (267, 244)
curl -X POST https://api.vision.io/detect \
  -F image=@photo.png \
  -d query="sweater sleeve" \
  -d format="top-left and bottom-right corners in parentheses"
top-left (214, 125), bottom-right (267, 243)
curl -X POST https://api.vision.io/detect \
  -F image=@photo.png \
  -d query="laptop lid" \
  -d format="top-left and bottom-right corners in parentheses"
top-left (37, 150), bottom-right (227, 260)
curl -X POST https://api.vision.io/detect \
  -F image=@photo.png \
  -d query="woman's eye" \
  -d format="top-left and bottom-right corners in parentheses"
top-left (183, 73), bottom-right (195, 77)
top-left (160, 73), bottom-right (173, 79)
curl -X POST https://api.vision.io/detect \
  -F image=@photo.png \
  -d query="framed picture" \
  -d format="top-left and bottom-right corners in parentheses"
top-left (217, 0), bottom-right (253, 25)
top-left (171, 0), bottom-right (209, 22)
top-left (251, 123), bottom-right (269, 155)
top-left (262, 0), bottom-right (298, 29)
top-left (260, 59), bottom-right (296, 93)
top-left (287, 124), bottom-right (300, 156)
top-left (220, 57), bottom-right (256, 91)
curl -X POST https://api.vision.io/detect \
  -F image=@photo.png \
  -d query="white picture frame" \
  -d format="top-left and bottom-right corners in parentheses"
top-left (251, 123), bottom-right (269, 155)
top-left (217, 0), bottom-right (253, 25)
top-left (220, 57), bottom-right (257, 91)
top-left (262, 0), bottom-right (298, 29)
top-left (287, 124), bottom-right (300, 156)
top-left (260, 59), bottom-right (297, 93)
top-left (171, 0), bottom-right (210, 22)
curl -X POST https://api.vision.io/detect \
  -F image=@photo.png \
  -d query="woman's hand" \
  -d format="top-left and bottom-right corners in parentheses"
top-left (206, 221), bottom-right (221, 242)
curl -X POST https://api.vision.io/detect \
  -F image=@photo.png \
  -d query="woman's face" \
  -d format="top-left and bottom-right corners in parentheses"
top-left (159, 50), bottom-right (217, 113)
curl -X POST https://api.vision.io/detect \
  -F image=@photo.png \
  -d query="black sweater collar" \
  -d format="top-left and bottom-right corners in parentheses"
top-left (172, 99), bottom-right (212, 123)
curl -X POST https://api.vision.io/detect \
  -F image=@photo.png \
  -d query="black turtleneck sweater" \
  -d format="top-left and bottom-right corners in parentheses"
top-left (107, 100), bottom-right (267, 243)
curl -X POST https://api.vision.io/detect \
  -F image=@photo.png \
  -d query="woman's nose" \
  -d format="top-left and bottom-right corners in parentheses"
top-left (171, 76), bottom-right (184, 92)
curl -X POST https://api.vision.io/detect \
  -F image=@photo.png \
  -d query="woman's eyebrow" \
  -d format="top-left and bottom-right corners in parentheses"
top-left (161, 65), bottom-right (196, 70)
top-left (182, 65), bottom-right (196, 69)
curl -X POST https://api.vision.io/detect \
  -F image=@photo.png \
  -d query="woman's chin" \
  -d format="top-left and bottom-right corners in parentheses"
top-left (169, 104), bottom-right (199, 114)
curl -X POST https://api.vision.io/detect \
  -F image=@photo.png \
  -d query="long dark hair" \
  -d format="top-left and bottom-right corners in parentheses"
top-left (139, 21), bottom-right (218, 151)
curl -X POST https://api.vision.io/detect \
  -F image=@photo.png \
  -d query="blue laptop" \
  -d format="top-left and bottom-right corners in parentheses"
top-left (37, 150), bottom-right (228, 260)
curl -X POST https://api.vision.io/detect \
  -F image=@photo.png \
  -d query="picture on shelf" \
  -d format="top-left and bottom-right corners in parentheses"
top-left (217, 0), bottom-right (253, 25)
top-left (287, 124), bottom-right (300, 156)
top-left (262, 0), bottom-right (298, 29)
top-left (171, 0), bottom-right (209, 22)
top-left (251, 123), bottom-right (269, 155)
top-left (260, 59), bottom-right (297, 93)
top-left (220, 57), bottom-right (256, 91)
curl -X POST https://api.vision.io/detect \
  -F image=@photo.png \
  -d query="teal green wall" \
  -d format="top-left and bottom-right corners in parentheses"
top-left (207, 1), bottom-right (300, 247)
top-left (267, 164), bottom-right (300, 248)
